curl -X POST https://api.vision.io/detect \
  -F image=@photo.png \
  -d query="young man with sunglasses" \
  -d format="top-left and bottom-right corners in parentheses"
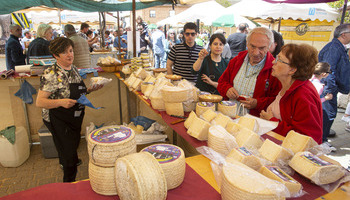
top-left (166, 22), bottom-right (203, 82)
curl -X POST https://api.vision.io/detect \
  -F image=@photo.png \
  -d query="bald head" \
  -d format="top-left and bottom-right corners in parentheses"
top-left (10, 24), bottom-right (22, 38)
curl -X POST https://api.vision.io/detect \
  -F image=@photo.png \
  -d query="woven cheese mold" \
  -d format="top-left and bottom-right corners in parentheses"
top-left (115, 152), bottom-right (167, 200)
top-left (221, 160), bottom-right (287, 200)
top-left (89, 161), bottom-right (117, 196)
top-left (87, 125), bottom-right (136, 167)
top-left (141, 144), bottom-right (186, 190)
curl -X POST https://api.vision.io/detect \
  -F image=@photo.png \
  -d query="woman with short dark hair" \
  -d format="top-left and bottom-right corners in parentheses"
top-left (260, 43), bottom-right (322, 144)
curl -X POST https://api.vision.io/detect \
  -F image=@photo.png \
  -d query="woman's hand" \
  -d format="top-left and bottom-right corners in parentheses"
top-left (239, 97), bottom-right (257, 109)
top-left (60, 99), bottom-right (77, 109)
top-left (260, 107), bottom-right (273, 120)
top-left (325, 93), bottom-right (333, 101)
top-left (202, 74), bottom-right (213, 85)
top-left (226, 87), bottom-right (239, 100)
top-left (198, 49), bottom-right (209, 60)
top-left (87, 84), bottom-right (104, 93)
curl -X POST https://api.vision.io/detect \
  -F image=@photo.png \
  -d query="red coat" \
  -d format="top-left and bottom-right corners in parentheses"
top-left (272, 80), bottom-right (323, 144)
top-left (217, 51), bottom-right (281, 116)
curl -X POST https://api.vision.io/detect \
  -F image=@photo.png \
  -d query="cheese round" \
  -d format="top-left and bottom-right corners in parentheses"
top-left (115, 152), bottom-right (167, 200)
top-left (161, 86), bottom-right (190, 103)
top-left (141, 144), bottom-right (185, 190)
top-left (89, 161), bottom-right (117, 195)
top-left (196, 102), bottom-right (215, 116)
top-left (87, 125), bottom-right (136, 167)
top-left (218, 101), bottom-right (237, 118)
top-left (164, 102), bottom-right (184, 117)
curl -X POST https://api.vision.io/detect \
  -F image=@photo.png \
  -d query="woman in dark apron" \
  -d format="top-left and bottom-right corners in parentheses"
top-left (36, 37), bottom-right (102, 182)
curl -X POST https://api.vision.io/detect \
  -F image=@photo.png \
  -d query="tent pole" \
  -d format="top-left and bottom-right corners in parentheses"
top-left (341, 0), bottom-right (348, 25)
top-left (278, 17), bottom-right (281, 32)
top-left (58, 9), bottom-right (61, 30)
top-left (133, 0), bottom-right (136, 57)
top-left (117, 11), bottom-right (121, 57)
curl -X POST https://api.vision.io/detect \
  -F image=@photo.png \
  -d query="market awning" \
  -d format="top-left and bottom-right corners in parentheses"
top-left (263, 0), bottom-right (338, 3)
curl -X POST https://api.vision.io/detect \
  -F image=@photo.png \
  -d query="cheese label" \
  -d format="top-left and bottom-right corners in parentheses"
top-left (237, 147), bottom-right (252, 156)
top-left (198, 102), bottom-right (214, 107)
top-left (266, 166), bottom-right (297, 183)
top-left (220, 101), bottom-right (235, 106)
top-left (90, 126), bottom-right (132, 143)
top-left (301, 153), bottom-right (331, 167)
top-left (143, 144), bottom-right (182, 164)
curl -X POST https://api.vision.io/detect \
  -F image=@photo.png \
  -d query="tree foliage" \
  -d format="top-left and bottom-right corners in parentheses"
top-left (216, 0), bottom-right (232, 8)
top-left (328, 0), bottom-right (350, 23)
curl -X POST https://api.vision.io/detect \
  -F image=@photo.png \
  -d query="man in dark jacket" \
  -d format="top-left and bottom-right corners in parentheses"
top-left (5, 24), bottom-right (26, 70)
top-left (227, 23), bottom-right (249, 59)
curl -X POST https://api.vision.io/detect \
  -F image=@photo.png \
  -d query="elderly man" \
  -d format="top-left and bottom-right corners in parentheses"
top-left (64, 24), bottom-right (91, 68)
top-left (227, 23), bottom-right (249, 59)
top-left (5, 24), bottom-right (26, 70)
top-left (217, 27), bottom-right (281, 117)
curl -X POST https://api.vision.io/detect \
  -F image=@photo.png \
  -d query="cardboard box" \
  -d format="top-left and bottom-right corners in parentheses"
top-left (38, 125), bottom-right (58, 159)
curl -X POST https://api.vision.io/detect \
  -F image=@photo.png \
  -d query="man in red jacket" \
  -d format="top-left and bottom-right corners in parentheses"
top-left (217, 27), bottom-right (281, 117)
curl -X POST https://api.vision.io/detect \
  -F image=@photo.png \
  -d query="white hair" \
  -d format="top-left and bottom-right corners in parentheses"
top-left (246, 27), bottom-right (274, 48)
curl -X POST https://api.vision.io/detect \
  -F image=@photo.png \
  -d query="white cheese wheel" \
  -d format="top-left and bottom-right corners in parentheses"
top-left (151, 96), bottom-right (165, 110)
top-left (238, 116), bottom-right (259, 132)
top-left (218, 101), bottom-right (237, 118)
top-left (184, 111), bottom-right (197, 129)
top-left (161, 85), bottom-right (190, 103)
top-left (164, 102), bottom-right (184, 117)
top-left (260, 166), bottom-right (302, 196)
top-left (226, 147), bottom-right (262, 171)
top-left (221, 159), bottom-right (287, 200)
top-left (87, 125), bottom-right (136, 167)
top-left (187, 116), bottom-right (211, 141)
top-left (258, 139), bottom-right (293, 164)
top-left (235, 128), bottom-right (263, 150)
top-left (226, 122), bottom-right (245, 137)
top-left (208, 125), bottom-right (238, 155)
top-left (201, 109), bottom-right (217, 122)
top-left (89, 161), bottom-right (117, 195)
top-left (195, 102), bottom-right (215, 116)
top-left (115, 152), bottom-right (167, 200)
top-left (141, 144), bottom-right (185, 190)
top-left (212, 113), bottom-right (231, 128)
top-left (289, 152), bottom-right (345, 185)
top-left (281, 130), bottom-right (318, 154)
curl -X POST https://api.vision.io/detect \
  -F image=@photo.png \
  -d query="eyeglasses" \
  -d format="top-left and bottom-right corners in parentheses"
top-left (275, 56), bottom-right (290, 65)
top-left (169, 33), bottom-right (175, 35)
top-left (184, 32), bottom-right (196, 37)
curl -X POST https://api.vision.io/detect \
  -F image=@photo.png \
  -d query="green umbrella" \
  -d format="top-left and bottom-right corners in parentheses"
top-left (212, 14), bottom-right (258, 28)
top-left (149, 24), bottom-right (157, 29)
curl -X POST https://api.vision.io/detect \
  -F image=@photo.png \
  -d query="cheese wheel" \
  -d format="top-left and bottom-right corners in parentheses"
top-left (141, 144), bottom-right (185, 190)
top-left (196, 102), bottom-right (215, 116)
top-left (161, 86), bottom-right (190, 103)
top-left (208, 125), bottom-right (238, 155)
top-left (281, 130), bottom-right (318, 154)
top-left (226, 122), bottom-right (245, 137)
top-left (289, 152), bottom-right (345, 185)
top-left (212, 113), bottom-right (231, 128)
top-left (260, 166), bottom-right (302, 196)
top-left (226, 147), bottom-right (262, 171)
top-left (201, 109), bottom-right (217, 122)
top-left (235, 128), bottom-right (263, 150)
top-left (89, 161), bottom-right (117, 195)
top-left (187, 116), bottom-right (211, 141)
top-left (184, 111), bottom-right (197, 129)
top-left (87, 125), bottom-right (136, 167)
top-left (151, 96), bottom-right (165, 110)
top-left (218, 101), bottom-right (237, 118)
top-left (221, 160), bottom-right (287, 200)
top-left (164, 102), bottom-right (184, 117)
top-left (115, 152), bottom-right (167, 200)
top-left (258, 139), bottom-right (293, 164)
top-left (238, 116), bottom-right (259, 132)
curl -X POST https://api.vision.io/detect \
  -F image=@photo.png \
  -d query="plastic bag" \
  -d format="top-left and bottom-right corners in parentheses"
top-left (15, 80), bottom-right (37, 104)
top-left (130, 116), bottom-right (156, 131)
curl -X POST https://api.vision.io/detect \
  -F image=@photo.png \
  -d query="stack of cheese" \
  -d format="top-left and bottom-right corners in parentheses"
top-left (149, 78), bottom-right (173, 110)
top-left (115, 152), bottom-right (167, 200)
top-left (185, 111), bottom-right (211, 141)
top-left (161, 84), bottom-right (192, 116)
top-left (130, 57), bottom-right (142, 71)
top-left (141, 144), bottom-right (186, 190)
top-left (218, 101), bottom-right (237, 118)
top-left (87, 125), bottom-right (137, 195)
top-left (208, 125), bottom-right (238, 155)
top-left (177, 79), bottom-right (198, 112)
top-left (196, 102), bottom-right (215, 116)
top-left (140, 53), bottom-right (151, 69)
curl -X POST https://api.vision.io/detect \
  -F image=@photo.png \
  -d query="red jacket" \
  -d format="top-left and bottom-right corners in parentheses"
top-left (217, 51), bottom-right (281, 116)
top-left (272, 80), bottom-right (323, 144)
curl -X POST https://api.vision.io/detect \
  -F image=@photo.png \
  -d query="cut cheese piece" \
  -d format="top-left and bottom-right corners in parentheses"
top-left (235, 128), bottom-right (263, 150)
top-left (196, 102), bottom-right (215, 116)
top-left (156, 72), bottom-right (166, 79)
top-left (281, 130), bottom-right (318, 154)
top-left (260, 166), bottom-right (302, 196)
top-left (126, 75), bottom-right (137, 87)
top-left (141, 144), bottom-right (185, 190)
top-left (212, 113), bottom-right (231, 128)
top-left (131, 78), bottom-right (142, 91)
top-left (258, 139), bottom-right (293, 164)
top-left (141, 82), bottom-right (153, 94)
top-left (148, 76), bottom-right (156, 83)
top-left (221, 159), bottom-right (287, 200)
top-left (201, 109), bottom-right (217, 122)
top-left (208, 125), bottom-right (238, 155)
top-left (161, 85), bottom-right (190, 103)
top-left (289, 152), bottom-right (345, 185)
top-left (135, 68), bottom-right (148, 80)
top-left (226, 147), bottom-right (262, 171)
top-left (184, 111), bottom-right (197, 129)
top-left (218, 101), bottom-right (237, 118)
top-left (183, 101), bottom-right (196, 112)
top-left (187, 117), bottom-right (210, 141)
top-left (164, 102), bottom-right (184, 117)
top-left (226, 122), bottom-right (245, 137)
top-left (144, 74), bottom-right (153, 82)
top-left (238, 116), bottom-right (259, 132)
top-left (150, 96), bottom-right (165, 110)
top-left (115, 152), bottom-right (167, 200)
top-left (144, 84), bottom-right (154, 98)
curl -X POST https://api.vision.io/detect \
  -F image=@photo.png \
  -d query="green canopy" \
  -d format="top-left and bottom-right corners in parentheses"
top-left (0, 0), bottom-right (169, 14)
top-left (212, 14), bottom-right (259, 28)
top-left (149, 23), bottom-right (157, 29)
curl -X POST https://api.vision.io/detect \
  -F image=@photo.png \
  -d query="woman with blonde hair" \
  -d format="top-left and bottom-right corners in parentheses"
top-left (27, 24), bottom-right (53, 60)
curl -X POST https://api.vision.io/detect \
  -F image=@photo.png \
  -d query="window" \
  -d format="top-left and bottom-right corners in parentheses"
top-left (150, 10), bottom-right (156, 18)
top-left (169, 10), bottom-right (175, 17)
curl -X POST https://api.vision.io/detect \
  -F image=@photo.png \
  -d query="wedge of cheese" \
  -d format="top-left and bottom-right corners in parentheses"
top-left (201, 109), bottom-right (217, 122)
top-left (183, 101), bottom-right (196, 112)
top-left (226, 147), bottom-right (262, 171)
top-left (235, 128), bottom-right (263, 150)
top-left (258, 139), bottom-right (293, 164)
top-left (289, 152), bottom-right (345, 185)
top-left (238, 116), bottom-right (259, 132)
top-left (196, 102), bottom-right (215, 116)
top-left (208, 125), bottom-right (238, 155)
top-left (212, 113), bottom-right (231, 128)
top-left (281, 130), bottom-right (318, 154)
top-left (135, 68), bottom-right (148, 80)
top-left (144, 84), bottom-right (154, 98)
top-left (161, 85), bottom-right (190, 103)
top-left (260, 165), bottom-right (302, 196)
top-left (131, 78), bottom-right (142, 91)
top-left (150, 96), bottom-right (165, 110)
top-left (218, 101), bottom-right (237, 118)
top-left (164, 102), bottom-right (184, 117)
top-left (187, 117), bottom-right (210, 141)
top-left (141, 82), bottom-right (153, 94)
top-left (226, 122), bottom-right (245, 137)
top-left (184, 111), bottom-right (197, 129)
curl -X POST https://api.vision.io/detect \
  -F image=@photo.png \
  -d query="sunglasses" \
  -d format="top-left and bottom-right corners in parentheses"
top-left (184, 32), bottom-right (196, 36)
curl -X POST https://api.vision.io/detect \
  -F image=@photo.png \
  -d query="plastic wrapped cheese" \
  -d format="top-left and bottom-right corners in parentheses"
top-left (218, 101), bottom-right (237, 118)
top-left (184, 111), bottom-right (197, 129)
top-left (196, 102), bottom-right (215, 116)
top-left (235, 128), bottom-right (263, 150)
top-left (238, 116), bottom-right (259, 132)
top-left (281, 130), bottom-right (318, 154)
top-left (289, 151), bottom-right (345, 185)
top-left (226, 147), bottom-right (262, 171)
top-left (164, 102), bottom-right (184, 117)
top-left (151, 96), bottom-right (165, 110)
top-left (208, 125), bottom-right (238, 155)
top-left (260, 166), bottom-right (302, 196)
top-left (212, 113), bottom-right (231, 128)
top-left (201, 109), bottom-right (217, 122)
top-left (226, 122), bottom-right (246, 137)
top-left (258, 139), bottom-right (293, 164)
top-left (183, 101), bottom-right (196, 112)
top-left (135, 68), bottom-right (149, 80)
top-left (187, 116), bottom-right (211, 141)
top-left (161, 85), bottom-right (190, 103)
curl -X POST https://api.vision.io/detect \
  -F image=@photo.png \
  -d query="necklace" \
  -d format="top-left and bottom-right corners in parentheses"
top-left (215, 62), bottom-right (218, 67)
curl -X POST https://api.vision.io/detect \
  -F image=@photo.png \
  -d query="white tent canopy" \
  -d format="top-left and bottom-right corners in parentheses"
top-left (157, 0), bottom-right (226, 26)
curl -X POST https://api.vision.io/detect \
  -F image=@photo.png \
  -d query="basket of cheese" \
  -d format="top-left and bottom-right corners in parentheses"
top-left (97, 56), bottom-right (122, 72)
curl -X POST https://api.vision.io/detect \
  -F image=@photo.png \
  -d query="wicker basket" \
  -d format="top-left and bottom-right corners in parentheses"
top-left (97, 63), bottom-right (123, 72)
top-left (89, 161), bottom-right (117, 196)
